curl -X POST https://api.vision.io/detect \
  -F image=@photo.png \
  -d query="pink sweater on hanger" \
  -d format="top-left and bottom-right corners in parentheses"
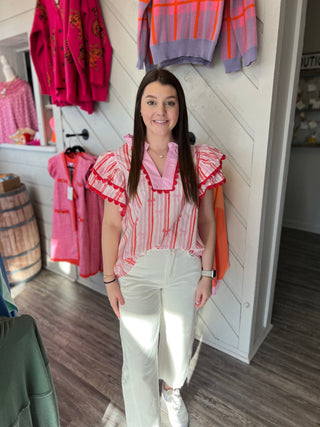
top-left (66, 0), bottom-right (112, 103)
top-left (30, 0), bottom-right (112, 113)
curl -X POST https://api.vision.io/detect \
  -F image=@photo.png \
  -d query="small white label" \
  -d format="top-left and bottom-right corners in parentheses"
top-left (67, 186), bottom-right (73, 200)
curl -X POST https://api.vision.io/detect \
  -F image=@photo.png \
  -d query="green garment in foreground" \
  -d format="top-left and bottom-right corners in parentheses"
top-left (0, 315), bottom-right (60, 427)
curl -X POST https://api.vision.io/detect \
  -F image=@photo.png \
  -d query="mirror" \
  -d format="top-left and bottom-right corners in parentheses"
top-left (0, 33), bottom-right (54, 146)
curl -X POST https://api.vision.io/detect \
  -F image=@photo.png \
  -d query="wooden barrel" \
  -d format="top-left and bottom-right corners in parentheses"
top-left (0, 184), bottom-right (41, 284)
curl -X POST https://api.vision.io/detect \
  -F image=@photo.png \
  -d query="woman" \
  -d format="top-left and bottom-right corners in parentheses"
top-left (88, 69), bottom-right (225, 427)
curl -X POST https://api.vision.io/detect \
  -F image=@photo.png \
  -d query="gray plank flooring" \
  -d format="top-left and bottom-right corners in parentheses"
top-left (11, 227), bottom-right (320, 426)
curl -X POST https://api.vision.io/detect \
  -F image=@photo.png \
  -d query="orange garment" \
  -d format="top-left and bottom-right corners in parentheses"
top-left (213, 184), bottom-right (229, 292)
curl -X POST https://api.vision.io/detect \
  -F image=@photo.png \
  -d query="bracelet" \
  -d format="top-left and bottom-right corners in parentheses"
top-left (103, 274), bottom-right (115, 280)
top-left (104, 277), bottom-right (117, 285)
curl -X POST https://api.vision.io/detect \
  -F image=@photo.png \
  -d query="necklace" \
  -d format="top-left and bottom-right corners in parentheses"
top-left (1, 77), bottom-right (17, 98)
top-left (149, 147), bottom-right (169, 159)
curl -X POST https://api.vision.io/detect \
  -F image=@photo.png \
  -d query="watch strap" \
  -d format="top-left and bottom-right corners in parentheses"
top-left (201, 269), bottom-right (216, 279)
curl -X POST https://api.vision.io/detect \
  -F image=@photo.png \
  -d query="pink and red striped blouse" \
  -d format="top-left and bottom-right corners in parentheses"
top-left (88, 135), bottom-right (225, 277)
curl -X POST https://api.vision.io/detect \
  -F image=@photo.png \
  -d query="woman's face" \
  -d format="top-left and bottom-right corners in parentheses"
top-left (140, 81), bottom-right (179, 142)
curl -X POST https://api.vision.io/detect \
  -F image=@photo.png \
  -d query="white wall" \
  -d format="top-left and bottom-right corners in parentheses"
top-left (0, 0), bottom-right (293, 362)
top-left (283, 0), bottom-right (320, 234)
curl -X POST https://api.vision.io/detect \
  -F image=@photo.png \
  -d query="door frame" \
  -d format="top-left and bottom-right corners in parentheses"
top-left (249, 0), bottom-right (308, 360)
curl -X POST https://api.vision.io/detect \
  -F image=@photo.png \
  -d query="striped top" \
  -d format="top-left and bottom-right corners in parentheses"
top-left (88, 134), bottom-right (225, 277)
top-left (137, 0), bottom-right (257, 73)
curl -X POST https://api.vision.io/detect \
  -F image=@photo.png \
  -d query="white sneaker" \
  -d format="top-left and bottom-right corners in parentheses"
top-left (162, 385), bottom-right (189, 427)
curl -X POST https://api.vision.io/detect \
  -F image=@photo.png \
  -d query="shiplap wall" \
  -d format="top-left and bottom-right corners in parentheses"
top-left (60, 0), bottom-right (265, 356)
top-left (0, 0), bottom-right (290, 362)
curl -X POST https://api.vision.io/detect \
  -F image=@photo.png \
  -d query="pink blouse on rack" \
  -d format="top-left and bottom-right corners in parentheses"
top-left (0, 78), bottom-right (38, 144)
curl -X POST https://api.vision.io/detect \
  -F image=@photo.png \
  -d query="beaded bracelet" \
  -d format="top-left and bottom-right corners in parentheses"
top-left (104, 277), bottom-right (117, 285)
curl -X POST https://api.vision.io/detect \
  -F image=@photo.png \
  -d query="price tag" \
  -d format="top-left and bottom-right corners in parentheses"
top-left (67, 186), bottom-right (74, 200)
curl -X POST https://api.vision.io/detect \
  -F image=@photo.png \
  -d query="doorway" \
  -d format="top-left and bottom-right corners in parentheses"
top-left (260, 0), bottom-right (320, 353)
top-left (249, 0), bottom-right (309, 361)
top-left (282, 0), bottom-right (320, 234)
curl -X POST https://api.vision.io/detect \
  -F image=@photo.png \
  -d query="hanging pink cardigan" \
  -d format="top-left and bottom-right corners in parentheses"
top-left (48, 152), bottom-right (103, 278)
top-left (30, 0), bottom-right (112, 113)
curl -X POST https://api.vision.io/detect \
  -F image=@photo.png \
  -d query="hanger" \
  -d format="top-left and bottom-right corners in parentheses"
top-left (64, 129), bottom-right (89, 155)
top-left (65, 145), bottom-right (85, 155)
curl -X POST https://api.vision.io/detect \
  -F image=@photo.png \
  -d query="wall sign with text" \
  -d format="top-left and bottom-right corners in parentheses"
top-left (301, 53), bottom-right (320, 71)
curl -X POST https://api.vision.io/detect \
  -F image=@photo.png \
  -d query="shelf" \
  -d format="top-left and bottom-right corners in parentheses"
top-left (296, 108), bottom-right (320, 113)
top-left (292, 143), bottom-right (320, 148)
top-left (0, 143), bottom-right (57, 152)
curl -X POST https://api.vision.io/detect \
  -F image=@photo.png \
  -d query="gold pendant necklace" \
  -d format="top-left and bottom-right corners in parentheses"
top-left (149, 148), bottom-right (168, 159)
top-left (1, 77), bottom-right (17, 98)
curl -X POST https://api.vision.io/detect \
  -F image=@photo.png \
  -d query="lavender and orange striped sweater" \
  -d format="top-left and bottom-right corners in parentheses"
top-left (137, 0), bottom-right (257, 73)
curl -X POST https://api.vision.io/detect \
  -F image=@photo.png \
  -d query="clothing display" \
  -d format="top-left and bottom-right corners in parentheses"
top-left (48, 151), bottom-right (104, 277)
top-left (0, 78), bottom-right (38, 144)
top-left (137, 0), bottom-right (257, 73)
top-left (88, 134), bottom-right (227, 291)
top-left (0, 314), bottom-right (60, 427)
top-left (30, 0), bottom-right (112, 114)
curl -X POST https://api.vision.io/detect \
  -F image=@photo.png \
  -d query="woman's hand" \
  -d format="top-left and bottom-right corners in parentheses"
top-left (106, 281), bottom-right (125, 319)
top-left (195, 276), bottom-right (212, 309)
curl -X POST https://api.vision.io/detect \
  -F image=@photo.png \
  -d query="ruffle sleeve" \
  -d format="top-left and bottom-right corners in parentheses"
top-left (195, 144), bottom-right (226, 199)
top-left (48, 155), bottom-right (57, 179)
top-left (87, 151), bottom-right (127, 216)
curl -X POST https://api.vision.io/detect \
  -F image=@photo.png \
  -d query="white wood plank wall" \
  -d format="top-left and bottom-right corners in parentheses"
top-left (0, 0), bottom-right (287, 361)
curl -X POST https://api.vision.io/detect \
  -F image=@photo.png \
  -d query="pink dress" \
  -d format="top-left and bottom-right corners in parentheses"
top-left (0, 79), bottom-right (38, 144)
top-left (48, 151), bottom-right (103, 277)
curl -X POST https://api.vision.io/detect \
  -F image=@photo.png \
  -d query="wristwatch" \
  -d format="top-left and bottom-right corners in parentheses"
top-left (201, 269), bottom-right (216, 279)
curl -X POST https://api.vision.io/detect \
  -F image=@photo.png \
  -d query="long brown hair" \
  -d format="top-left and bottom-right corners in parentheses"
top-left (128, 68), bottom-right (198, 205)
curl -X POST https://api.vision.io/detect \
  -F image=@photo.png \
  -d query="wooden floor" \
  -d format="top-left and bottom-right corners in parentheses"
top-left (12, 227), bottom-right (320, 427)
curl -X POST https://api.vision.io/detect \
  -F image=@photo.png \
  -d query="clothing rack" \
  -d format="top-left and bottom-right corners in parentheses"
top-left (65, 129), bottom-right (89, 140)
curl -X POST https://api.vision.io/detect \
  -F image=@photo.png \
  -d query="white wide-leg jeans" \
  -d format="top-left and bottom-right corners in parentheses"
top-left (118, 249), bottom-right (201, 427)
